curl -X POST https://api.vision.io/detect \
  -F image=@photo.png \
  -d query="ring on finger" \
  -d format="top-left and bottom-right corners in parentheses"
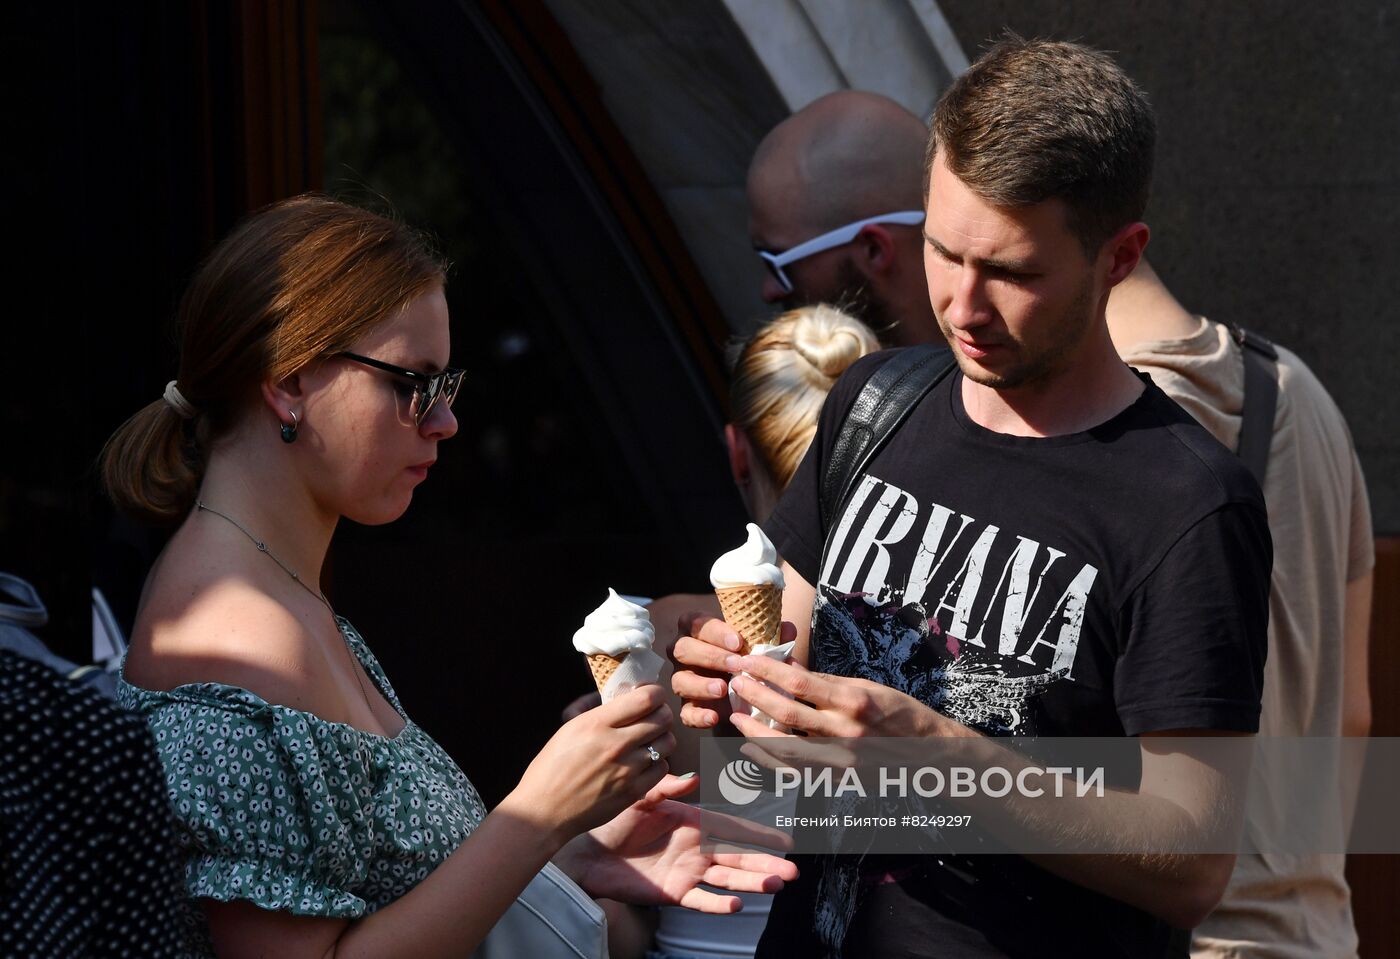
top-left (644, 742), bottom-right (662, 763)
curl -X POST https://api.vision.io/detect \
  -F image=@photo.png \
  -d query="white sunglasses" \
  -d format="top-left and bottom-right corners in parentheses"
top-left (756, 210), bottom-right (926, 293)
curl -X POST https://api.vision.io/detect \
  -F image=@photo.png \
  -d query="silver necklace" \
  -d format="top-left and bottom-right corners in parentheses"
top-left (195, 500), bottom-right (376, 719)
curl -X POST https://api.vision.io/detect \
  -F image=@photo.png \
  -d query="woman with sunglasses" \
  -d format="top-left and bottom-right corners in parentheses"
top-left (104, 194), bottom-right (795, 959)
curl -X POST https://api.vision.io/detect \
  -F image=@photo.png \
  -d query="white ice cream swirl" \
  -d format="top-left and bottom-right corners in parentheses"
top-left (572, 588), bottom-right (656, 658)
top-left (709, 523), bottom-right (786, 589)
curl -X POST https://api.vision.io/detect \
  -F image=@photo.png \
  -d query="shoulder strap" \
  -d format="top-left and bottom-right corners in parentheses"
top-left (1230, 324), bottom-right (1279, 486)
top-left (820, 344), bottom-right (957, 531)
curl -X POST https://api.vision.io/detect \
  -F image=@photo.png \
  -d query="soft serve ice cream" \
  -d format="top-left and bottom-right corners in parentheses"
top-left (709, 523), bottom-right (785, 653)
top-left (709, 522), bottom-right (786, 591)
top-left (573, 588), bottom-right (656, 694)
top-left (710, 524), bottom-right (795, 730)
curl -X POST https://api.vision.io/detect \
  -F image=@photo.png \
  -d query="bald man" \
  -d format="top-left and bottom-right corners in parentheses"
top-left (747, 90), bottom-right (939, 345)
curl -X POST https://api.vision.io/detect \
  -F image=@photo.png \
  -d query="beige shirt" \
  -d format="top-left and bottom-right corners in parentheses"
top-left (1121, 318), bottom-right (1374, 959)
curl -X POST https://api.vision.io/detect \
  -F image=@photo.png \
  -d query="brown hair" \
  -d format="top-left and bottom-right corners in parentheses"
top-left (924, 35), bottom-right (1155, 253)
top-left (101, 194), bottom-right (447, 523)
top-left (730, 305), bottom-right (881, 491)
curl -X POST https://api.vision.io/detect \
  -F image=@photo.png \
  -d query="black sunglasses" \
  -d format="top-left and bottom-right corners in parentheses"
top-left (337, 352), bottom-right (465, 426)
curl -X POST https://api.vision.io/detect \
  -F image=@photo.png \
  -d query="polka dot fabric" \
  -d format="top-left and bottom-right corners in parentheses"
top-left (1, 649), bottom-right (185, 958)
top-left (117, 618), bottom-right (488, 956)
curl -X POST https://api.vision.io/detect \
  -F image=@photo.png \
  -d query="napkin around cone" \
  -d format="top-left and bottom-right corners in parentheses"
top-left (597, 647), bottom-right (666, 704)
top-left (728, 640), bottom-right (797, 731)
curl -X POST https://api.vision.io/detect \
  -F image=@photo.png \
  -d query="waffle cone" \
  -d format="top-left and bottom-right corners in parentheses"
top-left (714, 583), bottom-right (782, 653)
top-left (586, 652), bottom-right (626, 694)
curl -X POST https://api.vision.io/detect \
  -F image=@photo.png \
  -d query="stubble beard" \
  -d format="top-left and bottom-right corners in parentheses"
top-left (937, 274), bottom-right (1097, 391)
top-left (781, 259), bottom-right (898, 346)
top-left (830, 260), bottom-right (898, 346)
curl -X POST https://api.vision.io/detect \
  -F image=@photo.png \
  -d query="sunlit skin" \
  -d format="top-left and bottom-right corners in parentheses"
top-left (923, 151), bottom-right (1148, 437)
top-left (128, 286), bottom-right (463, 736)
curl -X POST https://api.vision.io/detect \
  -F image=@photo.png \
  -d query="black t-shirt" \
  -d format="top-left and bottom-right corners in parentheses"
top-left (757, 351), bottom-right (1272, 959)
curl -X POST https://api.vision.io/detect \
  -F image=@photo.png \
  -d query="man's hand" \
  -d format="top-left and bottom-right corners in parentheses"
top-left (724, 653), bottom-right (963, 740)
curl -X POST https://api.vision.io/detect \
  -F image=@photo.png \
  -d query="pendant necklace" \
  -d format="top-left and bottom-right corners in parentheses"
top-left (195, 500), bottom-right (376, 719)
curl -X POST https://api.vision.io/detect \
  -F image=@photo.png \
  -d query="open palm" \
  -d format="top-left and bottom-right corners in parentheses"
top-left (565, 774), bottom-right (798, 913)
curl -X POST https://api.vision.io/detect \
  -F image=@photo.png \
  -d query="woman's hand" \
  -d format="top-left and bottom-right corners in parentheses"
top-left (501, 684), bottom-right (676, 846)
top-left (670, 614), bottom-right (799, 730)
top-left (558, 773), bottom-right (799, 913)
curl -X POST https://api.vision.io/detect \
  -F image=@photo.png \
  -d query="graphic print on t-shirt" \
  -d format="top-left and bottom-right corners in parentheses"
top-left (813, 473), bottom-right (1099, 736)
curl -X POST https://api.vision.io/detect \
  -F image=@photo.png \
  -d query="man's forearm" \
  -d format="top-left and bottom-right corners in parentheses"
top-left (1027, 850), bottom-right (1235, 929)
top-left (923, 723), bottom-right (1243, 928)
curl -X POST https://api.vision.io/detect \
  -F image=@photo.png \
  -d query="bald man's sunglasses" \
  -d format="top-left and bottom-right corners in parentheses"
top-left (756, 210), bottom-right (926, 293)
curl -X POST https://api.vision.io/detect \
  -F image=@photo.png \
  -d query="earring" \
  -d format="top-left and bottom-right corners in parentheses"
top-left (280, 409), bottom-right (299, 444)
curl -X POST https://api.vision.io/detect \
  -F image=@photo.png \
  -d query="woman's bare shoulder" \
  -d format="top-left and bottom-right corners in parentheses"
top-left (125, 561), bottom-right (323, 711)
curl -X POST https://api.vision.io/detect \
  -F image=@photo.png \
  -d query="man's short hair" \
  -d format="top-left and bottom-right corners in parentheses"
top-left (925, 35), bottom-right (1156, 254)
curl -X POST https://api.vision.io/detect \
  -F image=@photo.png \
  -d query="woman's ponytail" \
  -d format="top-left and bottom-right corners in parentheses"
top-left (100, 400), bottom-right (203, 525)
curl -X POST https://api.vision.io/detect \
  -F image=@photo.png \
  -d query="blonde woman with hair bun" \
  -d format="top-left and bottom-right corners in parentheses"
top-left (725, 304), bottom-right (882, 525)
top-left (594, 304), bottom-right (879, 959)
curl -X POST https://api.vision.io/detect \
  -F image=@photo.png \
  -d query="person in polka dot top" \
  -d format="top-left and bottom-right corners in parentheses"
top-left (2, 573), bottom-right (184, 958)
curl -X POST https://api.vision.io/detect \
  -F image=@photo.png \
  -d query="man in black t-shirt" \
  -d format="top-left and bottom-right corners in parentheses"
top-left (672, 37), bottom-right (1271, 959)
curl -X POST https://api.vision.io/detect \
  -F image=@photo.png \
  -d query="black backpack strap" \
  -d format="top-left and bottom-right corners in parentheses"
top-left (1230, 324), bottom-right (1279, 487)
top-left (819, 344), bottom-right (957, 531)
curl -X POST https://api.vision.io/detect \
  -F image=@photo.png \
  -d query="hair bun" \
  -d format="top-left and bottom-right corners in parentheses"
top-left (729, 304), bottom-right (880, 493)
top-left (791, 304), bottom-right (876, 386)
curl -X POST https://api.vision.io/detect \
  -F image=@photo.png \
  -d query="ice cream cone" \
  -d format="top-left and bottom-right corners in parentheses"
top-left (586, 651), bottom-right (626, 694)
top-left (714, 583), bottom-right (782, 654)
top-left (574, 589), bottom-right (654, 697)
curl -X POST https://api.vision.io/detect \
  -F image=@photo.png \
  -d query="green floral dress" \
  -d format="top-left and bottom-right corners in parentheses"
top-left (117, 618), bottom-right (488, 957)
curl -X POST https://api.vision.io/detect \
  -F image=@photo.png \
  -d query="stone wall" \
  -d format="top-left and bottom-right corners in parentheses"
top-left (939, 1), bottom-right (1400, 530)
